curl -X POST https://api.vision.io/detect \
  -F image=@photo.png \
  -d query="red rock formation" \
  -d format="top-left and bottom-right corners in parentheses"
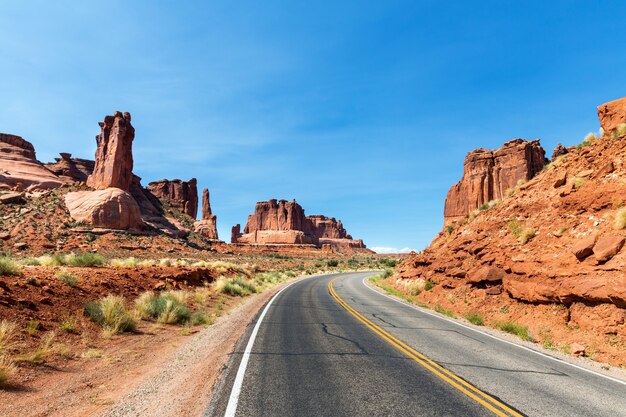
top-left (64, 188), bottom-right (143, 230)
top-left (46, 153), bottom-right (94, 183)
top-left (0, 133), bottom-right (64, 190)
top-left (551, 144), bottom-right (569, 161)
top-left (194, 188), bottom-right (219, 240)
top-left (232, 199), bottom-right (368, 250)
top-left (147, 178), bottom-right (198, 218)
top-left (597, 96), bottom-right (626, 133)
top-left (87, 111), bottom-right (135, 191)
top-left (444, 139), bottom-right (547, 223)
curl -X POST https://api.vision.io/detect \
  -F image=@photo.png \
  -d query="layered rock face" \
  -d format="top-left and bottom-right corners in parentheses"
top-left (232, 199), bottom-right (367, 250)
top-left (444, 139), bottom-right (547, 223)
top-left (87, 111), bottom-right (135, 191)
top-left (0, 133), bottom-right (64, 190)
top-left (64, 188), bottom-right (143, 230)
top-left (147, 178), bottom-right (198, 218)
top-left (597, 96), bottom-right (626, 133)
top-left (46, 153), bottom-right (94, 183)
top-left (194, 188), bottom-right (219, 240)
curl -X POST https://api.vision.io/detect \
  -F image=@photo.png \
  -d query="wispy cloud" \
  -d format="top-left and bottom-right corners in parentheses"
top-left (370, 247), bottom-right (417, 254)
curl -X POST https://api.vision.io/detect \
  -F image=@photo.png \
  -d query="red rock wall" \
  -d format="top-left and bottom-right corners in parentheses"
top-left (46, 153), bottom-right (94, 183)
top-left (444, 139), bottom-right (547, 222)
top-left (243, 199), bottom-right (313, 234)
top-left (147, 178), bottom-right (198, 219)
top-left (87, 111), bottom-right (135, 191)
top-left (307, 215), bottom-right (351, 239)
top-left (597, 96), bottom-right (626, 133)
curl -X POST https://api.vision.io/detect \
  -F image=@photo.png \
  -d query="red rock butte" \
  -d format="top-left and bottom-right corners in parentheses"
top-left (232, 199), bottom-right (367, 251)
top-left (147, 178), bottom-right (199, 219)
top-left (444, 138), bottom-right (547, 224)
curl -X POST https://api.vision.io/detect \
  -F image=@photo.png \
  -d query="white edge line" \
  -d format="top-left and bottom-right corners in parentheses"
top-left (359, 276), bottom-right (626, 387)
top-left (223, 273), bottom-right (333, 417)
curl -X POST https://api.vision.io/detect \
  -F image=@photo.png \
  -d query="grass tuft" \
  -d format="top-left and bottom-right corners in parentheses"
top-left (0, 320), bottom-right (17, 353)
top-left (464, 312), bottom-right (485, 326)
top-left (434, 303), bottom-right (456, 318)
top-left (0, 355), bottom-right (16, 386)
top-left (21, 331), bottom-right (56, 363)
top-left (217, 277), bottom-right (257, 297)
top-left (496, 321), bottom-right (533, 341)
top-left (614, 207), bottom-right (626, 230)
top-left (84, 295), bottom-right (136, 336)
top-left (0, 258), bottom-right (21, 276)
top-left (55, 270), bottom-right (79, 287)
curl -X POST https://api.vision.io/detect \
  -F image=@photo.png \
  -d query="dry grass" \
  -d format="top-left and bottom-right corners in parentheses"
top-left (85, 295), bottom-right (136, 337)
top-left (614, 207), bottom-right (626, 230)
top-left (0, 257), bottom-right (22, 276)
top-left (21, 331), bottom-right (56, 363)
top-left (0, 320), bottom-right (17, 353)
top-left (0, 355), bottom-right (16, 386)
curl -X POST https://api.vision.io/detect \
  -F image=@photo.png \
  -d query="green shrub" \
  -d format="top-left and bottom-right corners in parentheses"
top-left (0, 258), bottom-right (21, 276)
top-left (56, 270), bottom-right (79, 287)
top-left (479, 203), bottom-right (490, 211)
top-left (134, 291), bottom-right (190, 324)
top-left (326, 259), bottom-right (339, 268)
top-left (464, 312), bottom-right (485, 326)
top-left (64, 252), bottom-right (105, 267)
top-left (60, 316), bottom-right (79, 334)
top-left (190, 311), bottom-right (214, 326)
top-left (84, 295), bottom-right (136, 335)
top-left (444, 225), bottom-right (454, 235)
top-left (219, 277), bottom-right (257, 297)
top-left (496, 321), bottom-right (533, 341)
top-left (424, 280), bottom-right (435, 291)
top-left (434, 303), bottom-right (456, 318)
top-left (509, 219), bottom-right (535, 244)
top-left (380, 258), bottom-right (398, 268)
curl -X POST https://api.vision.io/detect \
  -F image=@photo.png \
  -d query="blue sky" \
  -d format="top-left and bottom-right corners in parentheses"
top-left (1, 1), bottom-right (625, 252)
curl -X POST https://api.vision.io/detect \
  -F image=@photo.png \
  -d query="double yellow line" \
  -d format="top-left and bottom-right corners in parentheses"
top-left (328, 278), bottom-right (523, 417)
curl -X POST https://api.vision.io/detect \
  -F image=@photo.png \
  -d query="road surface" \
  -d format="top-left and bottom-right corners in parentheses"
top-left (207, 272), bottom-right (626, 416)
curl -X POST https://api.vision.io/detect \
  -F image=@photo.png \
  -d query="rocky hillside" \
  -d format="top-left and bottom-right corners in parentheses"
top-left (394, 96), bottom-right (626, 366)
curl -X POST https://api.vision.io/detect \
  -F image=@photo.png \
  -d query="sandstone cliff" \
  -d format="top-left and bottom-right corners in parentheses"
top-left (0, 133), bottom-right (64, 190)
top-left (444, 139), bottom-right (547, 224)
top-left (46, 153), bottom-right (95, 183)
top-left (147, 178), bottom-right (198, 219)
top-left (394, 97), bottom-right (626, 366)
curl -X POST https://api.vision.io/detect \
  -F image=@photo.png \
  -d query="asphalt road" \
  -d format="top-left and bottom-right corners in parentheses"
top-left (207, 272), bottom-right (626, 417)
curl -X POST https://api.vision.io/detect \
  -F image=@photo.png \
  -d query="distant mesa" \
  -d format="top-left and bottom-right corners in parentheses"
top-left (231, 198), bottom-right (368, 252)
top-left (443, 138), bottom-right (547, 224)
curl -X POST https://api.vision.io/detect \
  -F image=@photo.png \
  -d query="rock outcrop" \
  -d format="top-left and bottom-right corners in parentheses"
top-left (194, 188), bottom-right (219, 240)
top-left (46, 153), bottom-right (94, 183)
top-left (147, 178), bottom-right (198, 218)
top-left (551, 144), bottom-right (569, 161)
top-left (597, 96), bottom-right (626, 133)
top-left (64, 188), bottom-right (143, 230)
top-left (0, 133), bottom-right (64, 190)
top-left (232, 199), bottom-right (368, 250)
top-left (444, 139), bottom-right (547, 223)
top-left (87, 111), bottom-right (135, 191)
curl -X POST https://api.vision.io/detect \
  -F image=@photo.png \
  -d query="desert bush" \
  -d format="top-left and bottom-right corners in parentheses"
top-left (64, 252), bottom-right (105, 267)
top-left (379, 258), bottom-right (398, 268)
top-left (326, 259), bottom-right (339, 268)
top-left (55, 270), bottom-right (79, 287)
top-left (217, 277), bottom-right (257, 297)
top-left (518, 228), bottom-right (536, 244)
top-left (434, 304), bottom-right (456, 318)
top-left (616, 123), bottom-right (626, 137)
top-left (496, 321), bottom-right (533, 341)
top-left (464, 312), bottom-right (485, 326)
top-left (134, 291), bottom-right (190, 324)
top-left (85, 295), bottom-right (136, 336)
top-left (509, 220), bottom-right (535, 244)
top-left (577, 132), bottom-right (597, 149)
top-left (60, 316), bottom-right (79, 334)
top-left (20, 257), bottom-right (42, 266)
top-left (614, 207), bottom-right (626, 230)
top-left (0, 355), bottom-right (15, 386)
top-left (26, 320), bottom-right (40, 336)
top-left (572, 177), bottom-right (586, 189)
top-left (424, 280), bottom-right (435, 291)
top-left (0, 320), bottom-right (17, 353)
top-left (542, 155), bottom-right (565, 171)
top-left (0, 258), bottom-right (21, 276)
top-left (444, 225), bottom-right (454, 235)
top-left (190, 311), bottom-right (213, 326)
top-left (110, 257), bottom-right (140, 267)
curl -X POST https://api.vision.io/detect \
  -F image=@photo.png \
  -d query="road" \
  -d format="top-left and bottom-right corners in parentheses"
top-left (207, 272), bottom-right (626, 417)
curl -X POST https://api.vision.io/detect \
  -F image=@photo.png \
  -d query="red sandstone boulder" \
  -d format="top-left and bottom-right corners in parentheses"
top-left (65, 188), bottom-right (143, 230)
top-left (593, 235), bottom-right (625, 263)
top-left (571, 234), bottom-right (597, 261)
top-left (147, 178), bottom-right (198, 218)
top-left (597, 96), bottom-right (626, 133)
top-left (444, 139), bottom-right (547, 222)
top-left (0, 133), bottom-right (64, 190)
top-left (87, 111), bottom-right (135, 191)
top-left (551, 144), bottom-right (568, 160)
top-left (467, 266), bottom-right (505, 285)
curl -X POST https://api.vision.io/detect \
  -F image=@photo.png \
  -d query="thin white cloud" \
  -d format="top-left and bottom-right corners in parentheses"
top-left (371, 247), bottom-right (416, 254)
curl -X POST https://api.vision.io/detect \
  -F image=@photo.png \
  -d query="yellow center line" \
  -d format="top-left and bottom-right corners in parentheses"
top-left (328, 277), bottom-right (523, 417)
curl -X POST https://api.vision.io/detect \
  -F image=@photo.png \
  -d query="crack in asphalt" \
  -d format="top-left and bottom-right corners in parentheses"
top-left (321, 322), bottom-right (369, 355)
